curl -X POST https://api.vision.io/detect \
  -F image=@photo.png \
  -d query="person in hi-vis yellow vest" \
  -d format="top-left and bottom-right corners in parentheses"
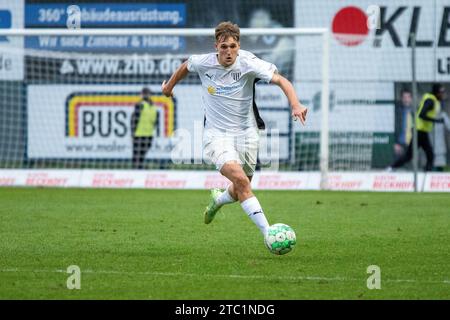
top-left (131, 87), bottom-right (158, 169)
top-left (390, 83), bottom-right (447, 171)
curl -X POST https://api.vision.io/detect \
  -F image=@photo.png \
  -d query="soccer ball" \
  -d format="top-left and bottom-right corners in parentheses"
top-left (264, 223), bottom-right (296, 255)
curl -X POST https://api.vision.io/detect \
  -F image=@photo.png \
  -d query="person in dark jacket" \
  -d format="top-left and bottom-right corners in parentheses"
top-left (393, 89), bottom-right (413, 161)
top-left (389, 84), bottom-right (447, 171)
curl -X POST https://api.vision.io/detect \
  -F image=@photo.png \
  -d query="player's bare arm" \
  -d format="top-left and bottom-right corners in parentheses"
top-left (161, 61), bottom-right (189, 97)
top-left (271, 73), bottom-right (308, 125)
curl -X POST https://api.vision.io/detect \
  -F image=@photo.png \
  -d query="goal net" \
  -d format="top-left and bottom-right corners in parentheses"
top-left (1, 2), bottom-right (410, 189)
top-left (2, 1), bottom-right (448, 192)
top-left (0, 27), bottom-right (335, 174)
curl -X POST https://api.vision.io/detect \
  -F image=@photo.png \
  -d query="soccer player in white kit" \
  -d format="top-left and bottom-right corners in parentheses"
top-left (162, 21), bottom-right (307, 238)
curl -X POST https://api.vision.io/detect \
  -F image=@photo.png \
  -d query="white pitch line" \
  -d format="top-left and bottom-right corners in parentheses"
top-left (1, 268), bottom-right (449, 285)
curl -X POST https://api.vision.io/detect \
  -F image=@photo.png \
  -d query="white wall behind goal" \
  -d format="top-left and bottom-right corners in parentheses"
top-left (27, 83), bottom-right (291, 162)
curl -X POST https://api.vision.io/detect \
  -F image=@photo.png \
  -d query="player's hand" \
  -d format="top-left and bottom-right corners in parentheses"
top-left (292, 104), bottom-right (308, 125)
top-left (161, 80), bottom-right (173, 97)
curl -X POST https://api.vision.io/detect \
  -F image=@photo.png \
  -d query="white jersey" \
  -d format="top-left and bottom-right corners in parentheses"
top-left (187, 49), bottom-right (277, 132)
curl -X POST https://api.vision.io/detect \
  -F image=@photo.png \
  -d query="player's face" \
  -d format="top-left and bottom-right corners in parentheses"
top-left (215, 36), bottom-right (240, 67)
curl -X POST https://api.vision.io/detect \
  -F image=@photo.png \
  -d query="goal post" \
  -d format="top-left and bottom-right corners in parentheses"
top-left (320, 29), bottom-right (330, 190)
top-left (0, 27), bottom-right (330, 187)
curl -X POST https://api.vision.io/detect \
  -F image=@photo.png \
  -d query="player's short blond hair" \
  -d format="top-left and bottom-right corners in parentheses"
top-left (215, 21), bottom-right (240, 43)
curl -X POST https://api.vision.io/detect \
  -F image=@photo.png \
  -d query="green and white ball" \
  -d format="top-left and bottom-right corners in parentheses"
top-left (264, 223), bottom-right (296, 255)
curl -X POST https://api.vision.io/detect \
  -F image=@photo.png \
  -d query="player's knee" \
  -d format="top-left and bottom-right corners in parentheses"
top-left (233, 175), bottom-right (251, 193)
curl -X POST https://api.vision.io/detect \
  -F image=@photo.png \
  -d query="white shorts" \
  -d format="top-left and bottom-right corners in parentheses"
top-left (203, 127), bottom-right (260, 176)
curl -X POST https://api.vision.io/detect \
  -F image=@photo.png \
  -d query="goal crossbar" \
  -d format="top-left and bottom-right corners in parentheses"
top-left (0, 27), bottom-right (328, 37)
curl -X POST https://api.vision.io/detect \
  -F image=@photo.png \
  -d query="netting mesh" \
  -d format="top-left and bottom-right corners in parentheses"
top-left (2, 0), bottom-right (446, 172)
top-left (1, 33), bottom-right (309, 171)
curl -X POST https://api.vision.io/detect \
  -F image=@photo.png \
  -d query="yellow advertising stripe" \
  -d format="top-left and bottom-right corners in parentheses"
top-left (68, 95), bottom-right (140, 137)
top-left (152, 96), bottom-right (175, 136)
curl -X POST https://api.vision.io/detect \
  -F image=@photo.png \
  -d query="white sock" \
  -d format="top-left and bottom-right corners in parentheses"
top-left (216, 186), bottom-right (237, 206)
top-left (241, 196), bottom-right (269, 235)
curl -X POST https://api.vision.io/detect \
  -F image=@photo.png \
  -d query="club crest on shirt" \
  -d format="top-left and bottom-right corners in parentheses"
top-left (231, 72), bottom-right (241, 81)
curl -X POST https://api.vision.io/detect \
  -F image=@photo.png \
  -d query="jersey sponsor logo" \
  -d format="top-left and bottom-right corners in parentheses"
top-left (206, 84), bottom-right (241, 96)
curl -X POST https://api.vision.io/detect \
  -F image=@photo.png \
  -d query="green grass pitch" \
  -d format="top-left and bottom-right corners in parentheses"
top-left (0, 187), bottom-right (449, 299)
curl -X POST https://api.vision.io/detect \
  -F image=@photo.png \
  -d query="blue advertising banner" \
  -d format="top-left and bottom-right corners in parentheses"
top-left (0, 10), bottom-right (11, 28)
top-left (24, 34), bottom-right (186, 52)
top-left (25, 3), bottom-right (186, 52)
top-left (0, 10), bottom-right (12, 41)
top-left (24, 0), bottom-right (294, 83)
top-left (25, 3), bottom-right (186, 27)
